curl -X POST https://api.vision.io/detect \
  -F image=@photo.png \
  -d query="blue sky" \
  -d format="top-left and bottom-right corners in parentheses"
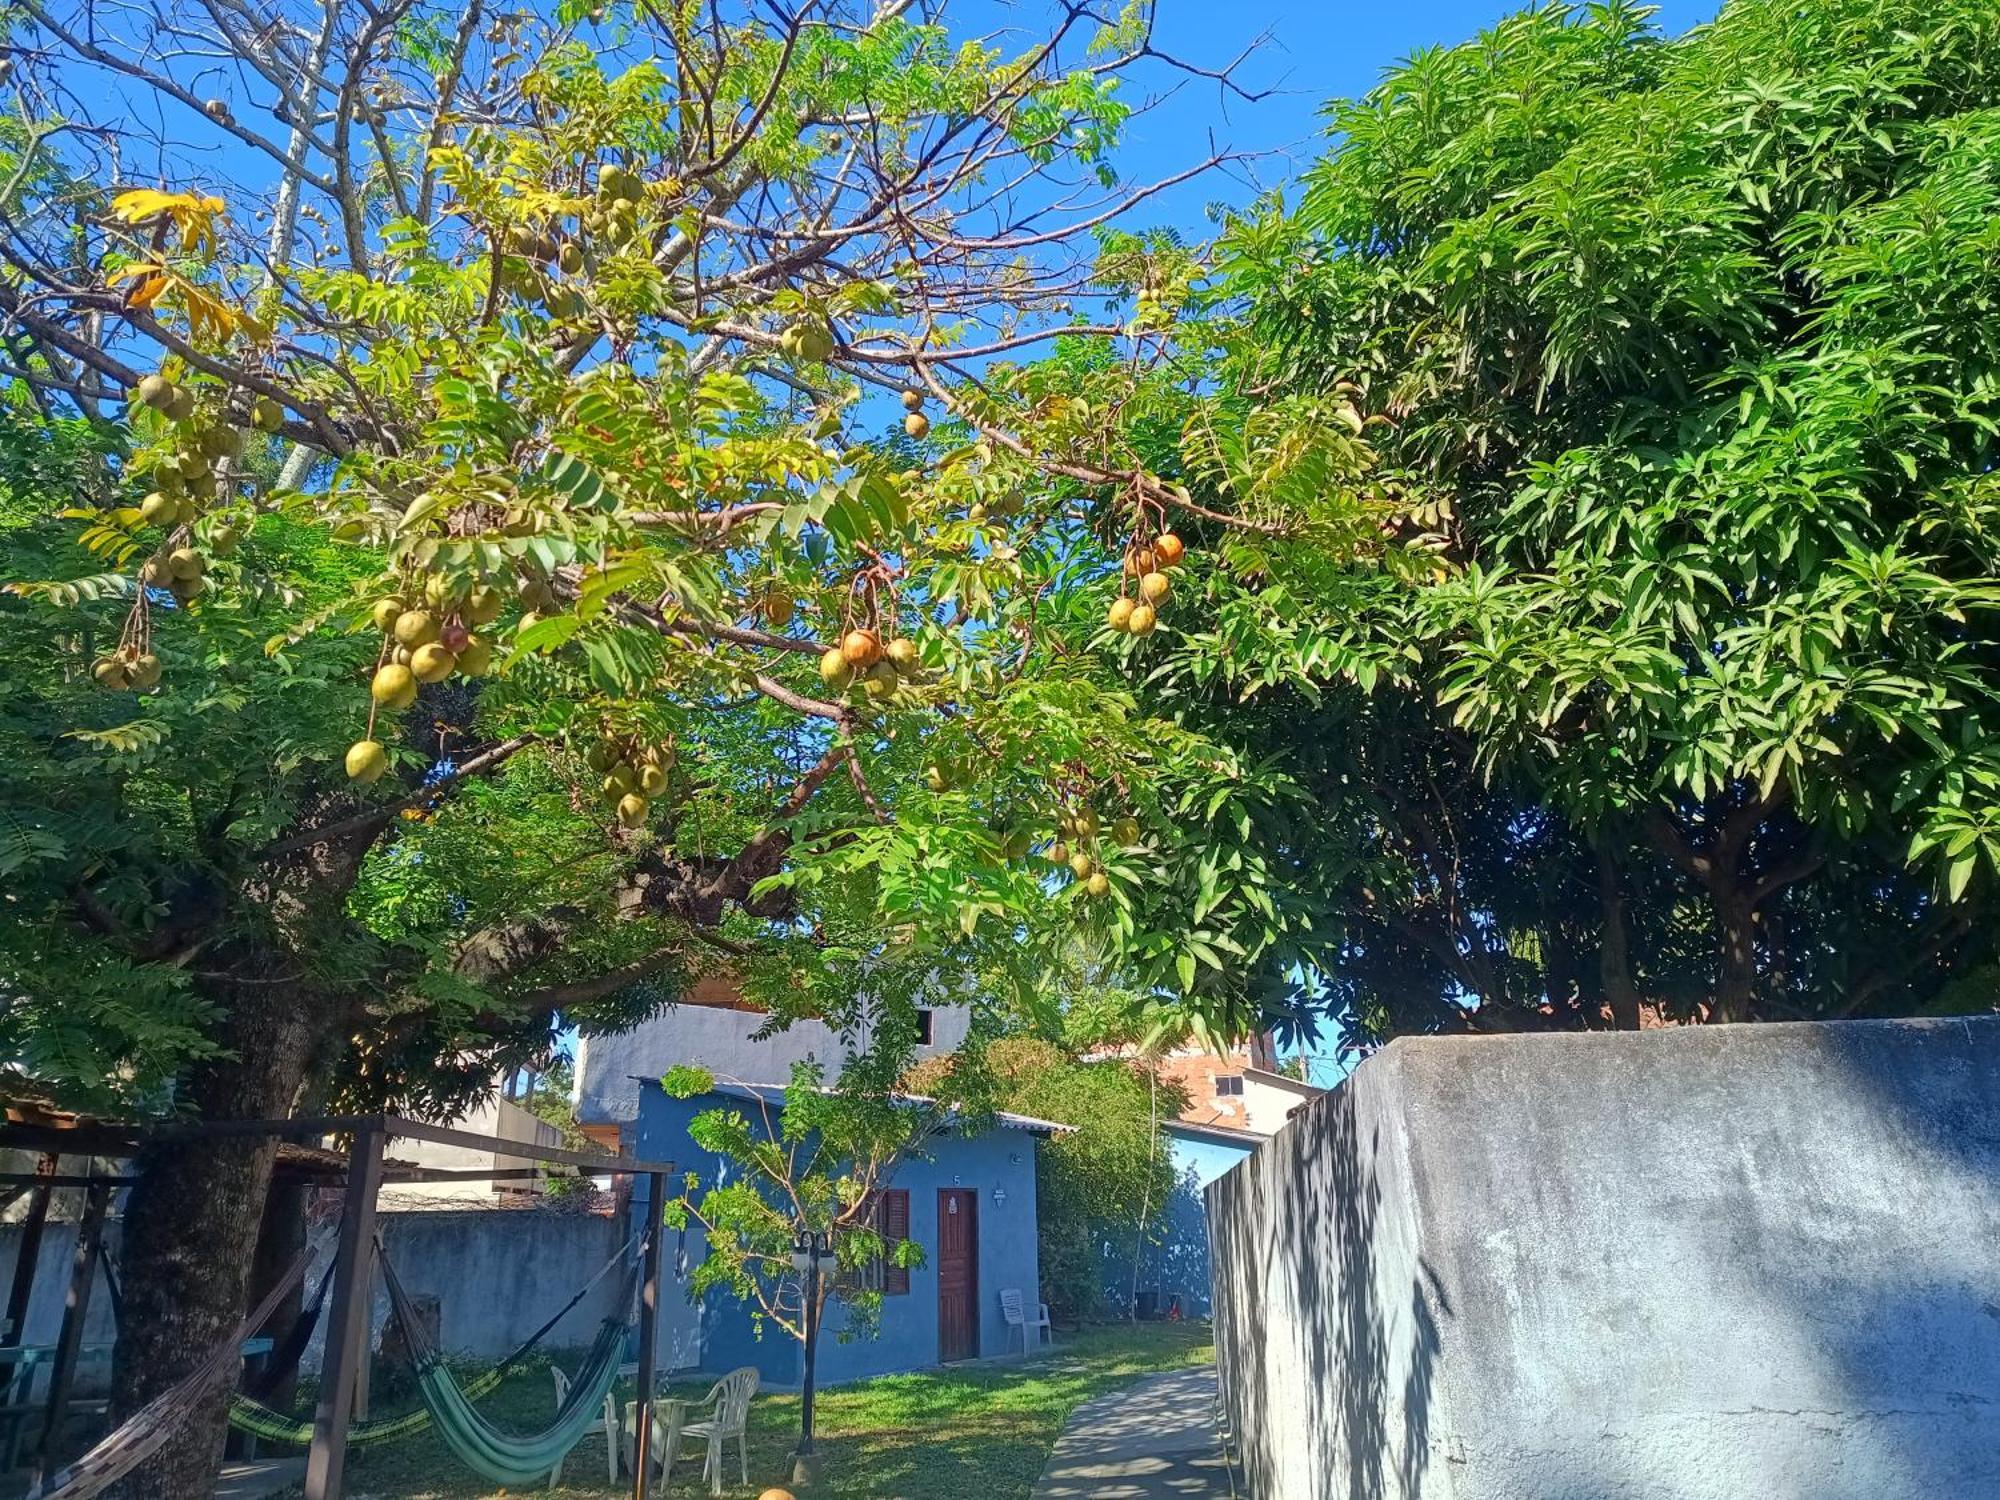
top-left (1090, 0), bottom-right (1723, 234)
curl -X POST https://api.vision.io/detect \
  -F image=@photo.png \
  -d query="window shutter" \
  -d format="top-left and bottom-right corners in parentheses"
top-left (880, 1189), bottom-right (910, 1295)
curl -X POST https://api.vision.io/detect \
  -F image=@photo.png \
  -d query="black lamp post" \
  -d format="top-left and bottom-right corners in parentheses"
top-left (790, 1225), bottom-right (836, 1484)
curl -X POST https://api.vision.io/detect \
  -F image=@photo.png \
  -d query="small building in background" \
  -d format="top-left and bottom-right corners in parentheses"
top-left (633, 1078), bottom-right (1061, 1385)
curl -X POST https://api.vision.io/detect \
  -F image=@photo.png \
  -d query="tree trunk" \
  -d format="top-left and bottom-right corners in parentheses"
top-left (1712, 891), bottom-right (1758, 1024)
top-left (110, 972), bottom-right (330, 1500)
top-left (1597, 846), bottom-right (1642, 1031)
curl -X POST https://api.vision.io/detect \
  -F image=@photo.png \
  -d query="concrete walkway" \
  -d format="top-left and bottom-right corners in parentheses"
top-left (1030, 1366), bottom-right (1232, 1498)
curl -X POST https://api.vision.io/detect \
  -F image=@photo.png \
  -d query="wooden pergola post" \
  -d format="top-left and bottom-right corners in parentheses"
top-left (2, 1153), bottom-right (58, 1350)
top-left (629, 1171), bottom-right (664, 1500)
top-left (29, 1177), bottom-right (110, 1488)
top-left (305, 1125), bottom-right (385, 1500)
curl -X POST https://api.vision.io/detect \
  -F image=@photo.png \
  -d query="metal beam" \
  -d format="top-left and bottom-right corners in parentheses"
top-left (305, 1126), bottom-right (385, 1500)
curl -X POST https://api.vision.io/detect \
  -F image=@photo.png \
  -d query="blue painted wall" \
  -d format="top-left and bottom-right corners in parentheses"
top-left (634, 1082), bottom-right (1043, 1386)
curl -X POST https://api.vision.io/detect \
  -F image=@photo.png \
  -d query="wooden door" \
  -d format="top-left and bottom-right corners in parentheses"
top-left (936, 1188), bottom-right (978, 1363)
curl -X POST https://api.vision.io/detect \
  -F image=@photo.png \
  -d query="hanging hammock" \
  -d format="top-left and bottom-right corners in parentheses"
top-left (228, 1228), bottom-right (637, 1451)
top-left (30, 1251), bottom-right (308, 1500)
top-left (377, 1233), bottom-right (642, 1486)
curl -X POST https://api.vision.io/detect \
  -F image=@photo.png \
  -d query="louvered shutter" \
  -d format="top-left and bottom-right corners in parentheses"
top-left (881, 1189), bottom-right (910, 1295)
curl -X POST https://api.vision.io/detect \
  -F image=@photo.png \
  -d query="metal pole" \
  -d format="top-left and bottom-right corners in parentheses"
top-left (630, 1172), bottom-right (663, 1500)
top-left (1, 1153), bottom-right (57, 1471)
top-left (798, 1242), bottom-right (819, 1458)
top-left (305, 1126), bottom-right (385, 1500)
top-left (29, 1179), bottom-right (109, 1489)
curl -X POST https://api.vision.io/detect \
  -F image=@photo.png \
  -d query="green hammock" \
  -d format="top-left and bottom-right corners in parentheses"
top-left (229, 1227), bottom-right (637, 1455)
top-left (227, 1375), bottom-right (497, 1448)
top-left (380, 1240), bottom-right (637, 1485)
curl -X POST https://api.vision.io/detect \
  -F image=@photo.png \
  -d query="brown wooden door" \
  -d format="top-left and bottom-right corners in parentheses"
top-left (936, 1188), bottom-right (978, 1363)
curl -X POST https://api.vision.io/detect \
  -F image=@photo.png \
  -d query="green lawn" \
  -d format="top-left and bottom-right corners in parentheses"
top-left (308, 1322), bottom-right (1211, 1499)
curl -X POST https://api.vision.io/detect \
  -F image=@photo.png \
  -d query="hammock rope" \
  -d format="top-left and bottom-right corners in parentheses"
top-left (227, 1228), bottom-right (640, 1453)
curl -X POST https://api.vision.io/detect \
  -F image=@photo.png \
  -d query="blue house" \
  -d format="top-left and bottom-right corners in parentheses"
top-left (633, 1079), bottom-right (1062, 1385)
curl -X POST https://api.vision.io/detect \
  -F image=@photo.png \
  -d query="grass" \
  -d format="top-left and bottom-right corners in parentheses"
top-left (296, 1322), bottom-right (1212, 1500)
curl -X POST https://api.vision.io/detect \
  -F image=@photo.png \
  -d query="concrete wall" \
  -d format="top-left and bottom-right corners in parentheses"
top-left (1208, 1016), bottom-right (2000, 1500)
top-left (0, 1205), bottom-right (681, 1393)
top-left (297, 1207), bottom-right (694, 1374)
top-left (635, 1083), bottom-right (1042, 1386)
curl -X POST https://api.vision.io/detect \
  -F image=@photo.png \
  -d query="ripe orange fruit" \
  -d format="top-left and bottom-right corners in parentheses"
top-left (840, 629), bottom-right (882, 668)
top-left (1154, 533), bottom-right (1185, 567)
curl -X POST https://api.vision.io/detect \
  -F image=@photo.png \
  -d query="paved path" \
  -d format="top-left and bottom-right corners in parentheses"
top-left (1030, 1366), bottom-right (1233, 1498)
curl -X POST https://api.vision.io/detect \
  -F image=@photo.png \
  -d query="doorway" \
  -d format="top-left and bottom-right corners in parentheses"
top-left (936, 1188), bottom-right (978, 1363)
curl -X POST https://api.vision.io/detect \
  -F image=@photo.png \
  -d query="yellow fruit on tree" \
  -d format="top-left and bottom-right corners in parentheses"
top-left (1139, 570), bottom-right (1171, 604)
top-left (1154, 532), bottom-right (1185, 567)
top-left (1126, 603), bottom-right (1158, 636)
top-left (168, 547), bottom-right (204, 580)
top-left (1112, 816), bottom-right (1140, 846)
top-left (863, 660), bottom-right (898, 700)
top-left (903, 412), bottom-right (930, 440)
top-left (616, 792), bottom-right (650, 827)
top-left (899, 389), bottom-right (924, 411)
top-left (140, 493), bottom-right (178, 527)
top-left (764, 588), bottom-right (795, 628)
top-left (456, 640), bottom-right (493, 677)
top-left (135, 374), bottom-right (175, 411)
top-left (1107, 597), bottom-right (1136, 632)
top-left (1086, 871), bottom-right (1111, 897)
top-left (393, 610), bottom-right (438, 647)
top-left (370, 597), bottom-right (404, 632)
top-left (371, 663), bottom-right (418, 708)
top-left (884, 637), bottom-right (920, 673)
top-left (250, 395), bottom-right (285, 432)
top-left (605, 764), bottom-right (637, 796)
top-left (127, 653), bottom-right (163, 691)
top-left (346, 740), bottom-right (389, 783)
top-left (819, 649), bottom-right (853, 689)
top-left (1124, 547), bottom-right (1157, 576)
top-left (1069, 851), bottom-right (1093, 879)
top-left (1047, 840), bottom-right (1070, 865)
top-left (465, 586), bottom-right (504, 625)
top-left (409, 643), bottom-right (456, 683)
top-left (639, 764), bottom-right (668, 794)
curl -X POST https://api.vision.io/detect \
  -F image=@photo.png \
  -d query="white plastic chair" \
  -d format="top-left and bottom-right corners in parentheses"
top-left (631, 1366), bottom-right (758, 1496)
top-left (1000, 1288), bottom-right (1052, 1355)
top-left (548, 1363), bottom-right (624, 1487)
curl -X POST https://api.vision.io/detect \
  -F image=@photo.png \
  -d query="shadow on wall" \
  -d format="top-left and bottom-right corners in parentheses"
top-left (1214, 1018), bottom-right (2000, 1500)
top-left (1210, 1063), bottom-right (1441, 1500)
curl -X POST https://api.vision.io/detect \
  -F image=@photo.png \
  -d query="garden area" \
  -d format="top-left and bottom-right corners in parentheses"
top-left (304, 1325), bottom-right (1212, 1500)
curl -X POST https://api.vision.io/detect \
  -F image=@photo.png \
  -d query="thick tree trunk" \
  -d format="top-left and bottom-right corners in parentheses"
top-left (110, 972), bottom-right (330, 1500)
top-left (1597, 847), bottom-right (1642, 1031)
top-left (1712, 892), bottom-right (1758, 1024)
